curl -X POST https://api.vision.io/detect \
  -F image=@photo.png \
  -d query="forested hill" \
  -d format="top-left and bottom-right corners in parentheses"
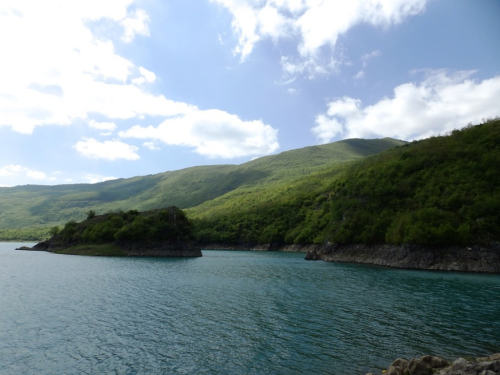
top-left (193, 119), bottom-right (500, 246)
top-left (0, 137), bottom-right (404, 235)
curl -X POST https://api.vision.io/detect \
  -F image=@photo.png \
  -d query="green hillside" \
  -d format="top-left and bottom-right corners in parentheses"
top-left (0, 137), bottom-right (404, 239)
top-left (193, 119), bottom-right (500, 246)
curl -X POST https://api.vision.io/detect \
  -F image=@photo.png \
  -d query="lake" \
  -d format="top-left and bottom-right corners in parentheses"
top-left (1, 242), bottom-right (499, 374)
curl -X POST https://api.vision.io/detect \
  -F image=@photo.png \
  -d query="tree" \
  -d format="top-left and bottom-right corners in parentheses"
top-left (86, 210), bottom-right (96, 220)
top-left (49, 226), bottom-right (60, 237)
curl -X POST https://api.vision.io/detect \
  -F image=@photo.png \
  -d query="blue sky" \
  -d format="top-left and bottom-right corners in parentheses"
top-left (0, 0), bottom-right (499, 186)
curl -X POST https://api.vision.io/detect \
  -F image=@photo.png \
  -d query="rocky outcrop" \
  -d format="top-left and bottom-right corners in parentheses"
top-left (15, 246), bottom-right (41, 251)
top-left (27, 239), bottom-right (500, 268)
top-left (305, 243), bottom-right (500, 273)
top-left (366, 353), bottom-right (500, 375)
top-left (199, 243), bottom-right (313, 252)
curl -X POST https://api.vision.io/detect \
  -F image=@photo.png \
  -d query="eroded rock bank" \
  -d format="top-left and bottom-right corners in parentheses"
top-left (305, 243), bottom-right (500, 273)
top-left (366, 353), bottom-right (500, 375)
top-left (116, 241), bottom-right (201, 257)
top-left (198, 242), bottom-right (500, 272)
top-left (24, 240), bottom-right (202, 257)
top-left (200, 242), bottom-right (500, 272)
top-left (200, 243), bottom-right (316, 252)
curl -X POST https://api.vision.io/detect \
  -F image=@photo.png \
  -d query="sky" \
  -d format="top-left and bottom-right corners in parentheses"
top-left (0, 0), bottom-right (499, 187)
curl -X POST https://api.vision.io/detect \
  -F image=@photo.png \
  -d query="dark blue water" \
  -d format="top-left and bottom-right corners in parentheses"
top-left (1, 243), bottom-right (499, 374)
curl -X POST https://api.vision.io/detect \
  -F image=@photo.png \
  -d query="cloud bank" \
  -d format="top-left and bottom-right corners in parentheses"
top-left (119, 109), bottom-right (279, 158)
top-left (74, 138), bottom-right (140, 160)
top-left (0, 164), bottom-right (57, 186)
top-left (212, 0), bottom-right (427, 75)
top-left (312, 71), bottom-right (500, 143)
top-left (0, 0), bottom-right (279, 161)
top-left (0, 0), bottom-right (190, 134)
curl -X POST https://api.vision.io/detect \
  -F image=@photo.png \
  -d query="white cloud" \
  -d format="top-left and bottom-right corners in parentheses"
top-left (0, 0), bottom-right (192, 134)
top-left (132, 66), bottom-right (157, 85)
top-left (143, 141), bottom-right (160, 150)
top-left (212, 0), bottom-right (427, 75)
top-left (121, 9), bottom-right (150, 43)
top-left (0, 164), bottom-right (59, 186)
top-left (119, 109), bottom-right (279, 158)
top-left (354, 50), bottom-right (381, 80)
top-left (0, 164), bottom-right (47, 180)
top-left (74, 138), bottom-right (140, 160)
top-left (89, 120), bottom-right (117, 131)
top-left (84, 174), bottom-right (118, 184)
top-left (312, 71), bottom-right (500, 143)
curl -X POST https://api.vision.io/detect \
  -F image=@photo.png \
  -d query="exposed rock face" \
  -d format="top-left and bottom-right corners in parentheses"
top-left (199, 241), bottom-right (500, 272)
top-left (15, 246), bottom-right (37, 251)
top-left (368, 353), bottom-right (500, 375)
top-left (199, 242), bottom-right (312, 252)
top-left (305, 243), bottom-right (500, 273)
top-left (29, 240), bottom-right (202, 257)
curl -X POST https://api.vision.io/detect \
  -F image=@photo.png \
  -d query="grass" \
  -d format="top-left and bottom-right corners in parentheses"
top-left (53, 243), bottom-right (127, 256)
top-left (0, 137), bottom-right (404, 233)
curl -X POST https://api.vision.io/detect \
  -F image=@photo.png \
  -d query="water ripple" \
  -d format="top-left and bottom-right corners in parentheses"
top-left (1, 246), bottom-right (499, 374)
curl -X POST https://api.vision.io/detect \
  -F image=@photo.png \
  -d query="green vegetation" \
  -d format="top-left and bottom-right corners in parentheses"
top-left (0, 227), bottom-right (51, 241)
top-left (5, 121), bottom-right (499, 248)
top-left (50, 207), bottom-right (193, 248)
top-left (0, 137), bottom-right (403, 240)
top-left (53, 243), bottom-right (126, 256)
top-left (192, 119), bottom-right (500, 246)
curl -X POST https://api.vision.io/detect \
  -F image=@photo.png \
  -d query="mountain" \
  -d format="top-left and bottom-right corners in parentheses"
top-left (192, 119), bottom-right (500, 246)
top-left (0, 137), bottom-right (405, 238)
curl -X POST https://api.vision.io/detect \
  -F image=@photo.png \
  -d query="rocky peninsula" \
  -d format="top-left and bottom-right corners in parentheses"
top-left (22, 240), bottom-right (202, 257)
top-left (16, 207), bottom-right (202, 257)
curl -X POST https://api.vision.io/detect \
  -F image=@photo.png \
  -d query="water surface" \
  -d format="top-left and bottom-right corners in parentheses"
top-left (1, 243), bottom-right (499, 374)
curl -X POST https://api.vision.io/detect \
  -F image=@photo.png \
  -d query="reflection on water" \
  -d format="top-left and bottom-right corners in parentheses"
top-left (1, 243), bottom-right (499, 374)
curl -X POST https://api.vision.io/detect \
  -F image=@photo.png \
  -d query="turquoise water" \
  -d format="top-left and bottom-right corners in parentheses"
top-left (1, 243), bottom-right (499, 374)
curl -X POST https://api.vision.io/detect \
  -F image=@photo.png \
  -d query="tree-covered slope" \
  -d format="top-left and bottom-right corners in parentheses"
top-left (0, 137), bottom-right (404, 234)
top-left (193, 119), bottom-right (500, 246)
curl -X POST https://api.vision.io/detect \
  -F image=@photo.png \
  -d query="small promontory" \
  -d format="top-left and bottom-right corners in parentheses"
top-left (25, 207), bottom-right (201, 257)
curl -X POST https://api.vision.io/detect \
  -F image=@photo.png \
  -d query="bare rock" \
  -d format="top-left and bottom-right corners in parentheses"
top-left (407, 358), bottom-right (433, 375)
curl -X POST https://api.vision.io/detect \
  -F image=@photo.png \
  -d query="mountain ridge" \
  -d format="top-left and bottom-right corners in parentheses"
top-left (0, 137), bottom-right (405, 235)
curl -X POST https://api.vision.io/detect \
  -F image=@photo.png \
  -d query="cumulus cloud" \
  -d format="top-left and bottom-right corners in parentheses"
top-left (0, 0), bottom-right (192, 134)
top-left (89, 120), bottom-right (117, 131)
top-left (132, 66), bottom-right (157, 85)
top-left (0, 1), bottom-right (278, 163)
top-left (121, 9), bottom-right (150, 43)
top-left (312, 71), bottom-right (500, 143)
top-left (212, 0), bottom-right (427, 75)
top-left (74, 138), bottom-right (140, 160)
top-left (119, 109), bottom-right (279, 158)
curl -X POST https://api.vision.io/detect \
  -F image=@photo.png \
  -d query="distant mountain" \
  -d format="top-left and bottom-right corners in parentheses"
top-left (0, 137), bottom-right (405, 235)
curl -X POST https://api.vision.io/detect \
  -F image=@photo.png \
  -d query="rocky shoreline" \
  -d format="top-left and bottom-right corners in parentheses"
top-left (366, 353), bottom-right (500, 375)
top-left (199, 242), bottom-right (500, 273)
top-left (116, 240), bottom-right (202, 257)
top-left (305, 243), bottom-right (500, 273)
top-left (17, 240), bottom-right (202, 257)
top-left (16, 240), bottom-right (500, 271)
